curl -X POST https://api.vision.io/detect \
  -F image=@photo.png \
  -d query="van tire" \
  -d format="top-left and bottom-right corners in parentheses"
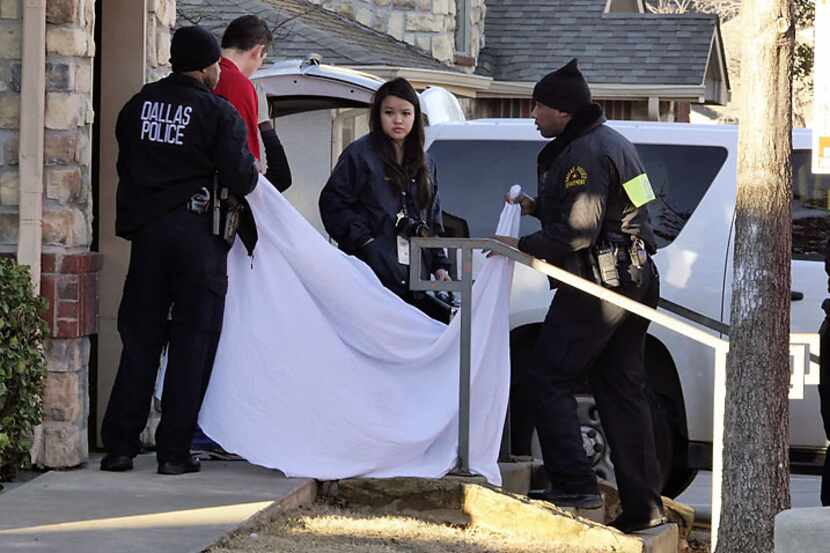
top-left (645, 337), bottom-right (697, 498)
top-left (509, 327), bottom-right (696, 498)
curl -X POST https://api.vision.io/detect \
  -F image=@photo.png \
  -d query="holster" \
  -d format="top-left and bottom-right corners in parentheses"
top-left (220, 190), bottom-right (244, 246)
top-left (588, 233), bottom-right (649, 288)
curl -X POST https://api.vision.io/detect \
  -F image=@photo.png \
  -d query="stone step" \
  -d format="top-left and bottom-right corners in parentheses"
top-left (498, 460), bottom-right (532, 495)
top-left (637, 524), bottom-right (681, 553)
top-left (329, 477), bottom-right (683, 553)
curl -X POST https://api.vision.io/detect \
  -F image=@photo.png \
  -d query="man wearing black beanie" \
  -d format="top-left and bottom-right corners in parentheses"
top-left (100, 26), bottom-right (258, 476)
top-left (494, 59), bottom-right (665, 533)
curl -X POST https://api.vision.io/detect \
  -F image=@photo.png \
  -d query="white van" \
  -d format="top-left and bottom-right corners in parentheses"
top-left (255, 60), bottom-right (828, 497)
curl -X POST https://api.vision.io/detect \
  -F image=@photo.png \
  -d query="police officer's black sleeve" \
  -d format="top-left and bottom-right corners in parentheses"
top-left (213, 104), bottom-right (258, 196)
top-left (319, 150), bottom-right (373, 252)
top-left (427, 162), bottom-right (451, 273)
top-left (517, 156), bottom-right (610, 262)
top-left (114, 97), bottom-right (140, 238)
top-left (260, 121), bottom-right (292, 192)
top-left (114, 99), bottom-right (133, 191)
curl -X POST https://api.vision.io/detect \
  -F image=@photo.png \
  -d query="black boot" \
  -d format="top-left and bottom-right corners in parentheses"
top-left (608, 512), bottom-right (667, 533)
top-left (100, 454), bottom-right (134, 472)
top-left (158, 455), bottom-right (201, 475)
top-left (528, 486), bottom-right (604, 509)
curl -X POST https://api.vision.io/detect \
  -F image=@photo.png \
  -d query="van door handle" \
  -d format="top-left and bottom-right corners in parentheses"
top-left (792, 291), bottom-right (804, 301)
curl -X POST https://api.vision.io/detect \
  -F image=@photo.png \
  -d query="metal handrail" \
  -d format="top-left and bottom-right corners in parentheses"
top-left (410, 237), bottom-right (736, 543)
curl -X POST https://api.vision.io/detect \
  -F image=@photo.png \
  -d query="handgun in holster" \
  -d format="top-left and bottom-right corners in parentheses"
top-left (628, 237), bottom-right (648, 268)
top-left (211, 174), bottom-right (221, 236)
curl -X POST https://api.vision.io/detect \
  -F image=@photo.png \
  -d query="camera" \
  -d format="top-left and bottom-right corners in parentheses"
top-left (395, 213), bottom-right (430, 239)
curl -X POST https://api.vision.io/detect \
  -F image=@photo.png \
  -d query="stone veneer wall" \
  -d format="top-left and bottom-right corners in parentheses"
top-left (0, 0), bottom-right (23, 245)
top-left (0, 0), bottom-right (98, 468)
top-left (0, 0), bottom-right (174, 469)
top-left (146, 0), bottom-right (175, 83)
top-left (308, 0), bottom-right (485, 66)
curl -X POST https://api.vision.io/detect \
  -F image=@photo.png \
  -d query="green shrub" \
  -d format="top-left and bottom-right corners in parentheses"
top-left (0, 258), bottom-right (48, 481)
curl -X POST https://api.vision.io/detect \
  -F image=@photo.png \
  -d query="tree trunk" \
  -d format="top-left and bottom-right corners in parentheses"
top-left (715, 2), bottom-right (794, 553)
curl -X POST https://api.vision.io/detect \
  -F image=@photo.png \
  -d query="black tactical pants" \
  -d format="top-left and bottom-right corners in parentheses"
top-left (102, 206), bottom-right (229, 463)
top-left (530, 260), bottom-right (663, 520)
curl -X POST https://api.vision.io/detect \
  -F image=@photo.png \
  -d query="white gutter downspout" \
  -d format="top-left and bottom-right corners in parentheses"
top-left (18, 0), bottom-right (46, 290)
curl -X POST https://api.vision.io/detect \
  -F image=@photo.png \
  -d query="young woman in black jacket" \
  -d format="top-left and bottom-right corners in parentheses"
top-left (319, 78), bottom-right (452, 322)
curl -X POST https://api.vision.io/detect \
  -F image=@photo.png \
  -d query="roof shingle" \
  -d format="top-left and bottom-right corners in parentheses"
top-left (177, 0), bottom-right (453, 72)
top-left (478, 0), bottom-right (720, 86)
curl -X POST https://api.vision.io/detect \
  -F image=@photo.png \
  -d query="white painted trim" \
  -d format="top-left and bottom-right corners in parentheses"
top-left (18, 0), bottom-right (47, 289)
top-left (705, 29), bottom-right (730, 105)
top-left (345, 65), bottom-right (493, 97)
top-left (345, 65), bottom-right (713, 103)
top-left (96, 0), bottom-right (149, 443)
top-left (648, 95), bottom-right (660, 121)
top-left (481, 80), bottom-right (708, 102)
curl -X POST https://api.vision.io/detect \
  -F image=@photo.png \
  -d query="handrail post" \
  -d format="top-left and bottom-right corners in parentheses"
top-left (457, 248), bottom-right (474, 474)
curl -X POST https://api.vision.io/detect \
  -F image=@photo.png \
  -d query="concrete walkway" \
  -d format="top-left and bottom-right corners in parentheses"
top-left (0, 454), bottom-right (315, 553)
top-left (677, 470), bottom-right (822, 524)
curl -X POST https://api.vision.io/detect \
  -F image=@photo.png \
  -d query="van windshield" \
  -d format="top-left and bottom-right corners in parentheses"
top-left (428, 139), bottom-right (727, 248)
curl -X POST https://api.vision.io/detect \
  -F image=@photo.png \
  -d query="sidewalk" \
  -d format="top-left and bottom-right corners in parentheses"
top-left (0, 454), bottom-right (315, 553)
top-left (676, 470), bottom-right (822, 524)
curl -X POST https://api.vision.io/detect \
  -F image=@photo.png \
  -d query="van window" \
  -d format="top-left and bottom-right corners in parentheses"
top-left (636, 144), bottom-right (727, 248)
top-left (429, 140), bottom-right (726, 248)
top-left (428, 140), bottom-right (543, 239)
top-left (792, 150), bottom-right (830, 260)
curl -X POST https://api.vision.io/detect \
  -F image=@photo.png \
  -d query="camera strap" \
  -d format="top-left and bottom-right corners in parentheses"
top-left (397, 191), bottom-right (411, 265)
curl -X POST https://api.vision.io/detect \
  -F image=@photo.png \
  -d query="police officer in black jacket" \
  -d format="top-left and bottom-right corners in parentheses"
top-left (100, 26), bottom-right (258, 475)
top-left (495, 60), bottom-right (664, 533)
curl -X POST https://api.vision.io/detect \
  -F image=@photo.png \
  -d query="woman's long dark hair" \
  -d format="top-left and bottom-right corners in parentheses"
top-left (369, 78), bottom-right (431, 210)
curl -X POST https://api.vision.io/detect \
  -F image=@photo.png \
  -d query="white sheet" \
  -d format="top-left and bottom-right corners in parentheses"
top-left (196, 176), bottom-right (520, 485)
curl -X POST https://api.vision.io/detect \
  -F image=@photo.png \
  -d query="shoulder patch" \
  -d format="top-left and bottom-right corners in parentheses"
top-left (564, 165), bottom-right (588, 189)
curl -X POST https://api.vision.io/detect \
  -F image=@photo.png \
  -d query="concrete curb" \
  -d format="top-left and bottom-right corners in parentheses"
top-left (208, 479), bottom-right (319, 550)
top-left (775, 507), bottom-right (830, 553)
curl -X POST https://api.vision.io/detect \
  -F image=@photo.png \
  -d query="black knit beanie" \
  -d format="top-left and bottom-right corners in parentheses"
top-left (170, 26), bottom-right (222, 73)
top-left (533, 59), bottom-right (592, 113)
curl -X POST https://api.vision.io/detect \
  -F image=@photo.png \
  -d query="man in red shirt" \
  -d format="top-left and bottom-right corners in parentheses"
top-left (215, 15), bottom-right (271, 163)
top-left (214, 15), bottom-right (292, 192)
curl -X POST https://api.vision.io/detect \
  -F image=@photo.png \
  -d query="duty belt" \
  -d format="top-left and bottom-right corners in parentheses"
top-left (590, 233), bottom-right (649, 288)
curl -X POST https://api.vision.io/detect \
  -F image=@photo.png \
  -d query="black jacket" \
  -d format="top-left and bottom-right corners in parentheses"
top-left (260, 121), bottom-right (292, 192)
top-left (518, 104), bottom-right (657, 281)
top-left (115, 73), bottom-right (258, 239)
top-left (319, 134), bottom-right (451, 296)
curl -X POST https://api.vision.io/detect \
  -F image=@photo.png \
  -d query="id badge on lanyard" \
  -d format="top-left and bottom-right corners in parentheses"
top-left (397, 236), bottom-right (410, 265)
top-left (397, 189), bottom-right (412, 265)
